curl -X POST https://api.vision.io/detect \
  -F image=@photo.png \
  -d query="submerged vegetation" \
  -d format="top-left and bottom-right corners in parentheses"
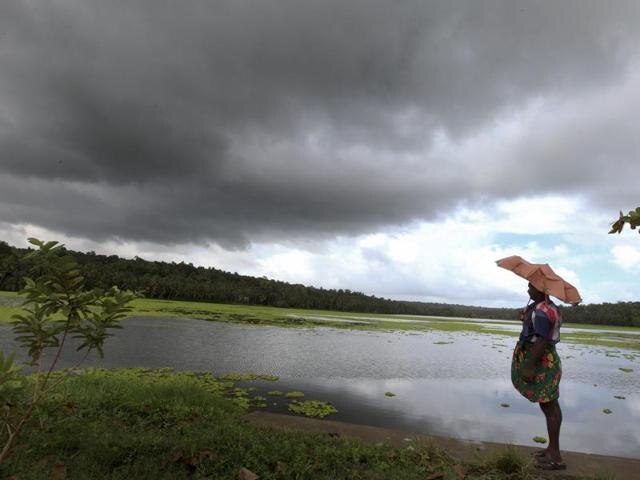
top-left (2, 291), bottom-right (639, 350)
top-left (285, 391), bottom-right (305, 399)
top-left (287, 400), bottom-right (338, 419)
top-left (220, 372), bottom-right (280, 382)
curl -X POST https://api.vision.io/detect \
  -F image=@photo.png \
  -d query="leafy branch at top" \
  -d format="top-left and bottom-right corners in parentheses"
top-left (609, 208), bottom-right (640, 235)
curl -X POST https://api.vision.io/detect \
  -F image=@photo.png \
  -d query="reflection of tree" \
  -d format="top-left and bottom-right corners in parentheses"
top-left (610, 207), bottom-right (640, 235)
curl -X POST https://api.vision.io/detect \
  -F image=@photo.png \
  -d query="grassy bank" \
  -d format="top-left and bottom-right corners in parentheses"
top-left (0, 368), bottom-right (591, 479)
top-left (1, 291), bottom-right (639, 350)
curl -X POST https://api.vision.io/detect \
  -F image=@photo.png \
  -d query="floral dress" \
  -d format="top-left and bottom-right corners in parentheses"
top-left (511, 301), bottom-right (562, 403)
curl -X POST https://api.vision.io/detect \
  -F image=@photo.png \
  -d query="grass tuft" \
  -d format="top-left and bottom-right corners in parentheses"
top-left (468, 446), bottom-right (533, 480)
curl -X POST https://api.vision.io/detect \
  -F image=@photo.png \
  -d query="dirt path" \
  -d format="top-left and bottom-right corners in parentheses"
top-left (245, 411), bottom-right (640, 479)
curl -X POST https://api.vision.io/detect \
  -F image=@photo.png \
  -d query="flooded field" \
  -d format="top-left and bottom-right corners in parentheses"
top-left (1, 316), bottom-right (638, 458)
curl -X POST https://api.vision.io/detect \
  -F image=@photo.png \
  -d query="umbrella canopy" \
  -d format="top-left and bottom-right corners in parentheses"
top-left (496, 255), bottom-right (582, 305)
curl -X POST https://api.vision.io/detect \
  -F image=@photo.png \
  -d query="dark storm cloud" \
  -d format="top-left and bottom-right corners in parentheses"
top-left (1, 0), bottom-right (639, 246)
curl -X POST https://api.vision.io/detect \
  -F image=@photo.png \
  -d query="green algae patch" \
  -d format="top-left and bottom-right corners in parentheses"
top-left (220, 372), bottom-right (259, 381)
top-left (285, 391), bottom-right (305, 399)
top-left (231, 396), bottom-right (250, 409)
top-left (250, 395), bottom-right (268, 408)
top-left (288, 399), bottom-right (338, 419)
top-left (218, 371), bottom-right (279, 382)
top-left (3, 290), bottom-right (640, 350)
top-left (603, 408), bottom-right (613, 414)
top-left (231, 387), bottom-right (249, 397)
top-left (267, 390), bottom-right (284, 396)
top-left (532, 436), bottom-right (547, 444)
top-left (384, 391), bottom-right (396, 397)
top-left (619, 367), bottom-right (634, 373)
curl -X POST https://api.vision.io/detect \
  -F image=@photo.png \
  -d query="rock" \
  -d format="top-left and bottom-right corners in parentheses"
top-left (239, 467), bottom-right (259, 480)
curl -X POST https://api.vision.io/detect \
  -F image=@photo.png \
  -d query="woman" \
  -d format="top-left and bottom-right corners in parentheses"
top-left (511, 283), bottom-right (565, 470)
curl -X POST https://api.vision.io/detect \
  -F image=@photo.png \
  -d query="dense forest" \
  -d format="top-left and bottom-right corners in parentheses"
top-left (0, 241), bottom-right (638, 327)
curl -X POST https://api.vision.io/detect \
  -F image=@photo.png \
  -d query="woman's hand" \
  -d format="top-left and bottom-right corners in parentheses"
top-left (521, 338), bottom-right (548, 382)
top-left (521, 365), bottom-right (535, 382)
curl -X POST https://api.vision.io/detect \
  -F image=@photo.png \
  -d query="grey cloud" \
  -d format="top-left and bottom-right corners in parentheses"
top-left (1, 0), bottom-right (639, 246)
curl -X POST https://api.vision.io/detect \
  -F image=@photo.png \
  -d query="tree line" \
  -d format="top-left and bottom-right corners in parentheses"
top-left (0, 240), bottom-right (638, 326)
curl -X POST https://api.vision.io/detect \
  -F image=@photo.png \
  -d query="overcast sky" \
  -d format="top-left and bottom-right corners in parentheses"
top-left (1, 0), bottom-right (639, 307)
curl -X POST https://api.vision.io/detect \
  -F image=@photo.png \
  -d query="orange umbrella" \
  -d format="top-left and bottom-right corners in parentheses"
top-left (496, 255), bottom-right (582, 305)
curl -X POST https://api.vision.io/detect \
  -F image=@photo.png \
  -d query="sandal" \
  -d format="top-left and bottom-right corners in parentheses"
top-left (536, 460), bottom-right (567, 471)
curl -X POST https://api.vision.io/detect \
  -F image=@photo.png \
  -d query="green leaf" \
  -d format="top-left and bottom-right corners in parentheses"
top-left (27, 238), bottom-right (43, 247)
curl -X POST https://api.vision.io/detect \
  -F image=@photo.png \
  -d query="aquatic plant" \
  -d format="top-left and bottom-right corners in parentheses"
top-left (219, 372), bottom-right (280, 382)
top-left (267, 390), bottom-right (284, 396)
top-left (532, 436), bottom-right (547, 444)
top-left (231, 397), bottom-right (250, 409)
top-left (250, 396), bottom-right (267, 408)
top-left (285, 391), bottom-right (305, 399)
top-left (500, 403), bottom-right (510, 408)
top-left (384, 391), bottom-right (396, 397)
top-left (232, 387), bottom-right (249, 397)
top-left (619, 367), bottom-right (633, 373)
top-left (220, 372), bottom-right (259, 381)
top-left (288, 400), bottom-right (337, 419)
top-left (603, 408), bottom-right (612, 414)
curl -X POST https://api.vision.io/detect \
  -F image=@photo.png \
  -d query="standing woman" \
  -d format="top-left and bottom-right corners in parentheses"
top-left (511, 283), bottom-right (565, 471)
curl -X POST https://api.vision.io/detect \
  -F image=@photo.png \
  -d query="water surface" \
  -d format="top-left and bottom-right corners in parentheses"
top-left (1, 317), bottom-right (638, 458)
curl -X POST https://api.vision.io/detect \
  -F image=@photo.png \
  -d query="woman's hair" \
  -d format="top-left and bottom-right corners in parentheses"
top-left (528, 282), bottom-right (545, 300)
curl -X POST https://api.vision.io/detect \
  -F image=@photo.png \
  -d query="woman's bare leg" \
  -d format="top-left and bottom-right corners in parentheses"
top-left (539, 400), bottom-right (563, 462)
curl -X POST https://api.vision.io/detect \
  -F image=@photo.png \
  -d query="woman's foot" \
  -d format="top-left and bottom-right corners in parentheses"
top-left (535, 449), bottom-right (564, 470)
